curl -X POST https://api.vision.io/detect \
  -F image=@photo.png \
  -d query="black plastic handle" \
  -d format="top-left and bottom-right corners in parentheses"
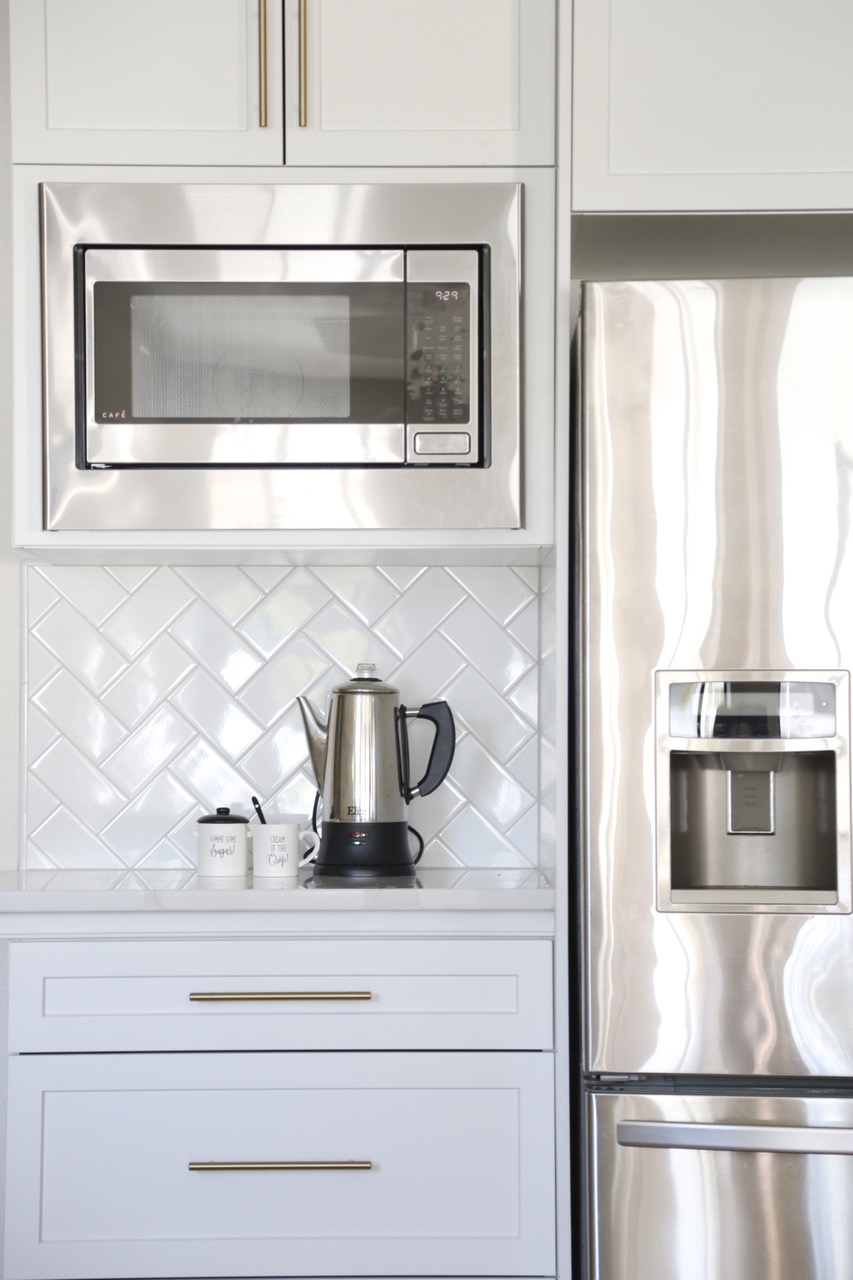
top-left (398, 701), bottom-right (456, 802)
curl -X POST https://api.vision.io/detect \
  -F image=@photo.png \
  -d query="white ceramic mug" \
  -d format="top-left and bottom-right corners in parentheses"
top-left (252, 820), bottom-right (320, 883)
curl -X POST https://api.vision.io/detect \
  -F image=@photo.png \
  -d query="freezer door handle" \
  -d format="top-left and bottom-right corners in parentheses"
top-left (618, 1120), bottom-right (853, 1156)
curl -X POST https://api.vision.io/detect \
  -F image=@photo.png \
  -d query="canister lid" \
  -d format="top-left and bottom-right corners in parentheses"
top-left (197, 807), bottom-right (249, 824)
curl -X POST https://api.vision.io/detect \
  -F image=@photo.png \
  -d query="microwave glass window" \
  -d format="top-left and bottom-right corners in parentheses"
top-left (130, 293), bottom-right (352, 420)
top-left (92, 282), bottom-right (406, 425)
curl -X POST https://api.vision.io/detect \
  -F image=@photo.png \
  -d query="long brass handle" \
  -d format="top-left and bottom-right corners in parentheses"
top-left (259, 0), bottom-right (268, 127)
top-left (189, 991), bottom-right (372, 1002)
top-left (298, 0), bottom-right (308, 126)
top-left (189, 1160), bottom-right (372, 1171)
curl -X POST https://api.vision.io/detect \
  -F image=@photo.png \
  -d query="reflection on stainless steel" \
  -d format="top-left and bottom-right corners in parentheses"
top-left (581, 279), bottom-right (853, 1077)
top-left (618, 1119), bottom-right (853, 1154)
top-left (591, 1093), bottom-right (853, 1280)
top-left (41, 182), bottom-right (521, 531)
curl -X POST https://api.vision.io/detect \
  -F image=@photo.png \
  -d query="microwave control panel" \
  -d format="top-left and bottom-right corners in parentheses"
top-left (405, 248), bottom-right (480, 465)
top-left (407, 283), bottom-right (471, 428)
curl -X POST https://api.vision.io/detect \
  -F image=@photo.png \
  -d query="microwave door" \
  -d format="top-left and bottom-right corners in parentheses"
top-left (81, 248), bottom-right (407, 467)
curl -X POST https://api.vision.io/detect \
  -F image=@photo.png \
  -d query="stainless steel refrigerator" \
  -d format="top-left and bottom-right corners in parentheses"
top-left (577, 278), bottom-right (853, 1280)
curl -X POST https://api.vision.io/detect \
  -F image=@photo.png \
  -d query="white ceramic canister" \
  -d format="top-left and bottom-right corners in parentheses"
top-left (196, 807), bottom-right (250, 877)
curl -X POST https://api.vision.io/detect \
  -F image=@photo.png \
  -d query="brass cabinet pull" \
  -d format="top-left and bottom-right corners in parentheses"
top-left (298, 0), bottom-right (308, 126)
top-left (258, 0), bottom-right (268, 126)
top-left (189, 1160), bottom-right (372, 1171)
top-left (189, 991), bottom-right (373, 1001)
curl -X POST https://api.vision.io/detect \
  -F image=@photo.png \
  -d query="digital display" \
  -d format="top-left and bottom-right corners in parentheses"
top-left (668, 680), bottom-right (837, 739)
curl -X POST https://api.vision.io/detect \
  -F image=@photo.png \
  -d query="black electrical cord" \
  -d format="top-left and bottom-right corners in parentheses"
top-left (408, 824), bottom-right (424, 864)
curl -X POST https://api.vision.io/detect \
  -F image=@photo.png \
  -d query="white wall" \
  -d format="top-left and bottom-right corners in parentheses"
top-left (0, 0), bottom-right (21, 874)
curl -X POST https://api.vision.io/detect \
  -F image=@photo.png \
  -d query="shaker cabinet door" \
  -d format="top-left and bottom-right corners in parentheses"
top-left (11, 0), bottom-right (554, 168)
top-left (573, 0), bottom-right (853, 210)
top-left (4, 1051), bottom-right (556, 1279)
top-left (9, 0), bottom-right (284, 164)
top-left (277, 0), bottom-right (555, 166)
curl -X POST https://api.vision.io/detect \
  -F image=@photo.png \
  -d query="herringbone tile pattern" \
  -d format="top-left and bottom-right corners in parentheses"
top-left (25, 566), bottom-right (541, 871)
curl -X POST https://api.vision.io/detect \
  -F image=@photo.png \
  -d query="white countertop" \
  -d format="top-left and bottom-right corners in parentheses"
top-left (0, 867), bottom-right (556, 916)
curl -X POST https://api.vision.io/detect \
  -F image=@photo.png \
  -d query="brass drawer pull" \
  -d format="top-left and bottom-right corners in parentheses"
top-left (259, 0), bottom-right (268, 127)
top-left (189, 991), bottom-right (373, 1002)
top-left (298, 0), bottom-right (308, 125)
top-left (189, 1160), bottom-right (372, 1171)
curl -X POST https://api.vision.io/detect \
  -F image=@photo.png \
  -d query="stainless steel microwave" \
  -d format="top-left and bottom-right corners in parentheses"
top-left (40, 182), bottom-right (522, 532)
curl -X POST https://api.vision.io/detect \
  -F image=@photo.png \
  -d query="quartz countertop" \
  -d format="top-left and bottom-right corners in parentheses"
top-left (0, 867), bottom-right (555, 915)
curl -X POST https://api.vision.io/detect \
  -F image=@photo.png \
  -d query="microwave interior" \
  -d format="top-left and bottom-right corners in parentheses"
top-left (77, 245), bottom-right (485, 469)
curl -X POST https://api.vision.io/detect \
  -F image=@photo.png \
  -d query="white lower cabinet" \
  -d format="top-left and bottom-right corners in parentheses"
top-left (2, 936), bottom-right (556, 1280)
top-left (5, 1051), bottom-right (555, 1280)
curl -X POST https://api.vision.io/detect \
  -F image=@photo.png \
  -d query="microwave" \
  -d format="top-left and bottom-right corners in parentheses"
top-left (40, 182), bottom-right (522, 532)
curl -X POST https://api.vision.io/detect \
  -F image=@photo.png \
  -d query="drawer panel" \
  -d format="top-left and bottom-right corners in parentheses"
top-left (5, 1051), bottom-right (556, 1279)
top-left (8, 939), bottom-right (553, 1052)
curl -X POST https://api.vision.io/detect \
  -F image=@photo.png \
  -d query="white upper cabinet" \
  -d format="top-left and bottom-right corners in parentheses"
top-left (10, 0), bottom-right (555, 167)
top-left (10, 0), bottom-right (285, 165)
top-left (283, 0), bottom-right (555, 166)
top-left (573, 0), bottom-right (853, 210)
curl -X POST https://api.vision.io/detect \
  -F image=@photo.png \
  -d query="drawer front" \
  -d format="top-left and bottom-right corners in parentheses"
top-left (5, 1051), bottom-right (556, 1279)
top-left (8, 938), bottom-right (552, 1052)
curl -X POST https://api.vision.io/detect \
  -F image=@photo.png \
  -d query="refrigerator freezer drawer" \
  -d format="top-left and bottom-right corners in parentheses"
top-left (589, 1090), bottom-right (853, 1280)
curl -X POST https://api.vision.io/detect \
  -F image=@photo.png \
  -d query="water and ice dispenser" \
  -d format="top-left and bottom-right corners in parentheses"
top-left (656, 672), bottom-right (852, 909)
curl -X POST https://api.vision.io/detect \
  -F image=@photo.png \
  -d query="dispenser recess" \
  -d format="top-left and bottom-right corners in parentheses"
top-left (656, 671), bottom-right (852, 910)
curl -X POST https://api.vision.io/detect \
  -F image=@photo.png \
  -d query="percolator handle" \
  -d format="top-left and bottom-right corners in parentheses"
top-left (397, 701), bottom-right (456, 802)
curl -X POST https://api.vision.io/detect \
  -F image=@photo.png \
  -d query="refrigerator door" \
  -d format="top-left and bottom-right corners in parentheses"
top-left (581, 278), bottom-right (853, 1075)
top-left (589, 1091), bottom-right (853, 1280)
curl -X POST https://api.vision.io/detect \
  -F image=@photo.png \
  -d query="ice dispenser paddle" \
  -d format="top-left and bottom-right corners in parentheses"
top-left (655, 671), bottom-right (852, 909)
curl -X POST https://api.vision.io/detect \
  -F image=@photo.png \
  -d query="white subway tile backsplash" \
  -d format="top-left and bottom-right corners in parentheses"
top-left (174, 567), bottom-right (264, 624)
top-left (102, 636), bottom-right (196, 728)
top-left (446, 567), bottom-right (535, 626)
top-left (27, 637), bottom-right (62, 693)
top-left (441, 599), bottom-right (534, 693)
top-left (171, 600), bottom-right (265, 692)
top-left (35, 565), bottom-right (128, 627)
top-left (238, 569), bottom-right (329, 657)
top-left (507, 597), bottom-right (540, 656)
top-left (508, 668), bottom-right (539, 726)
top-left (32, 670), bottom-right (126, 763)
top-left (371, 568), bottom-right (466, 656)
top-left (100, 705), bottom-right (196, 796)
top-left (312, 566), bottom-right (399, 626)
top-left (238, 636), bottom-right (331, 727)
top-left (104, 566), bottom-right (155, 593)
top-left (32, 739), bottom-right (126, 829)
top-left (304, 600), bottom-right (398, 673)
top-left (101, 568), bottom-right (195, 657)
top-left (26, 705), bottom-right (61, 767)
top-left (445, 668), bottom-right (534, 761)
top-left (33, 602), bottom-right (128, 693)
top-left (26, 775), bottom-right (60, 832)
top-left (171, 669), bottom-right (263, 758)
top-left (100, 773), bottom-right (197, 864)
top-left (24, 564), bottom-right (546, 871)
top-left (31, 806), bottom-right (121, 868)
top-left (26, 571), bottom-right (62, 626)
